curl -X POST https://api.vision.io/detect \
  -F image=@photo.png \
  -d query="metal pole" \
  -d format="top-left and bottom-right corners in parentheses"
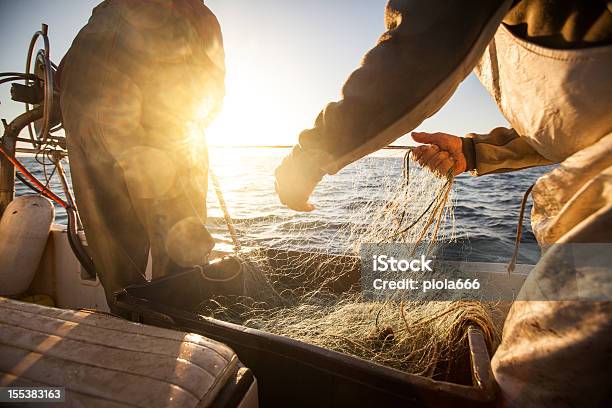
top-left (0, 106), bottom-right (43, 217)
top-left (0, 135), bottom-right (17, 217)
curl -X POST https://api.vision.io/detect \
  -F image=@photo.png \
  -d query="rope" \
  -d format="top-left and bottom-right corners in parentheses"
top-left (382, 166), bottom-right (454, 243)
top-left (507, 183), bottom-right (534, 274)
top-left (195, 264), bottom-right (242, 283)
top-left (209, 167), bottom-right (242, 251)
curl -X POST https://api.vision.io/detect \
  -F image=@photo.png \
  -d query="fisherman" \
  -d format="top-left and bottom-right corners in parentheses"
top-left (59, 0), bottom-right (224, 311)
top-left (275, 1), bottom-right (611, 406)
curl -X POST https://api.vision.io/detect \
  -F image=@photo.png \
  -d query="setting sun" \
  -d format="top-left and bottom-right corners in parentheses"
top-left (202, 1), bottom-right (388, 148)
top-left (205, 59), bottom-right (316, 147)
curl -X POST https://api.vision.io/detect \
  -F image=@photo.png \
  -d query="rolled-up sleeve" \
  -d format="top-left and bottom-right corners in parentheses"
top-left (463, 127), bottom-right (556, 175)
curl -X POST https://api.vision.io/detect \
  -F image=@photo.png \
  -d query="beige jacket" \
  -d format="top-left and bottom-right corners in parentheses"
top-left (290, 1), bottom-right (611, 406)
top-left (469, 22), bottom-right (612, 243)
top-left (474, 20), bottom-right (612, 408)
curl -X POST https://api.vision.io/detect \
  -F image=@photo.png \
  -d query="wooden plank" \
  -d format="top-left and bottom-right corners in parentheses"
top-left (0, 343), bottom-right (199, 408)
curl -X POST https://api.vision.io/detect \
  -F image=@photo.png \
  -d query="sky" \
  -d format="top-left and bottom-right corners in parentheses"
top-left (0, 0), bottom-right (507, 147)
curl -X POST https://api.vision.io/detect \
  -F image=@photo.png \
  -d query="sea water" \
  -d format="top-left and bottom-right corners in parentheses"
top-left (15, 149), bottom-right (551, 264)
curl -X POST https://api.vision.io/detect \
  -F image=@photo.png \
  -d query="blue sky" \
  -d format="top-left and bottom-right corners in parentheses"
top-left (0, 0), bottom-right (507, 146)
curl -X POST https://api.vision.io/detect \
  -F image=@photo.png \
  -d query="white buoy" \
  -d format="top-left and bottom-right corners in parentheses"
top-left (0, 195), bottom-right (54, 296)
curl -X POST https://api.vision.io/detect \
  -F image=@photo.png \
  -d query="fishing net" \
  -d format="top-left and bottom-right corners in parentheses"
top-left (201, 152), bottom-right (501, 380)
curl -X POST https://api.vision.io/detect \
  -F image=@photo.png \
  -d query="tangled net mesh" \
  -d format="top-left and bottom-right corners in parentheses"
top-left (202, 153), bottom-right (501, 380)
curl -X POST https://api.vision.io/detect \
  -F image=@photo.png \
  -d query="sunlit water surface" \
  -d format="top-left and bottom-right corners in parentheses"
top-left (16, 149), bottom-right (551, 264)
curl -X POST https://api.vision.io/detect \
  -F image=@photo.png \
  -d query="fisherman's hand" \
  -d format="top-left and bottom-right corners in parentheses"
top-left (411, 132), bottom-right (467, 176)
top-left (274, 146), bottom-right (327, 212)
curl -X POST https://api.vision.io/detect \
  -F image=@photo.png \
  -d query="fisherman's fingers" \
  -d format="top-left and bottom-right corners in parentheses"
top-left (412, 132), bottom-right (461, 152)
top-left (417, 150), bottom-right (455, 177)
top-left (427, 151), bottom-right (451, 173)
top-left (274, 176), bottom-right (315, 212)
top-left (435, 157), bottom-right (456, 177)
top-left (412, 145), bottom-right (440, 167)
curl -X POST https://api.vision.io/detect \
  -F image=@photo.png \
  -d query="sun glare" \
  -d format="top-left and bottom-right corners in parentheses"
top-left (205, 61), bottom-right (314, 147)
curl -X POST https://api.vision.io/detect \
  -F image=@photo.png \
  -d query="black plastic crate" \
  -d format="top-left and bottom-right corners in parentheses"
top-left (114, 249), bottom-right (497, 408)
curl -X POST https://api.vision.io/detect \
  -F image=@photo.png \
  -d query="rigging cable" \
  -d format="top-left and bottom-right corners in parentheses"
top-left (0, 145), bottom-right (96, 278)
top-left (0, 145), bottom-right (67, 208)
top-left (15, 171), bottom-right (42, 195)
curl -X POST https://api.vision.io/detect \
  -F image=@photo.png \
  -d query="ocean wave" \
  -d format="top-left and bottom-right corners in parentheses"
top-left (14, 155), bottom-right (553, 261)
